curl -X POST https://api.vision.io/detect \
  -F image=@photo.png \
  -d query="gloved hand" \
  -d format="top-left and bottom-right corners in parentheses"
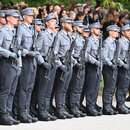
top-left (76, 63), bottom-right (82, 69)
top-left (95, 60), bottom-right (101, 67)
top-left (41, 62), bottom-right (51, 70)
top-left (10, 52), bottom-right (17, 59)
top-left (111, 64), bottom-right (116, 70)
top-left (59, 65), bottom-right (67, 72)
top-left (123, 64), bottom-right (129, 70)
top-left (28, 51), bottom-right (38, 57)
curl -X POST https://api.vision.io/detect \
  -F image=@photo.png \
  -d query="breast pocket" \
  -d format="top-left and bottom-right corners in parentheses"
top-left (22, 35), bottom-right (32, 49)
top-left (109, 48), bottom-right (115, 59)
top-left (4, 37), bottom-right (12, 50)
top-left (60, 40), bottom-right (70, 54)
top-left (42, 41), bottom-right (51, 55)
top-left (91, 45), bottom-right (98, 57)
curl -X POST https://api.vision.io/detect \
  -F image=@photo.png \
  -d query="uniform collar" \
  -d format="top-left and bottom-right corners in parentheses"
top-left (108, 37), bottom-right (115, 43)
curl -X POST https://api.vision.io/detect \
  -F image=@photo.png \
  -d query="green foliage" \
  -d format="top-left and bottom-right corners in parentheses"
top-left (0, 0), bottom-right (130, 10)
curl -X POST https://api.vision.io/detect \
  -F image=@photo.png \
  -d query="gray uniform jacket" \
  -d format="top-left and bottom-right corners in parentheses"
top-left (118, 36), bottom-right (129, 67)
top-left (85, 35), bottom-right (100, 64)
top-left (0, 24), bottom-right (22, 67)
top-left (102, 37), bottom-right (116, 66)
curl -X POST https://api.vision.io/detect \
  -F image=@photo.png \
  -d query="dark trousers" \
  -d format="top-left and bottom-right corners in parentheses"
top-left (69, 65), bottom-right (85, 107)
top-left (18, 57), bottom-right (37, 110)
top-left (37, 65), bottom-right (56, 111)
top-left (116, 67), bottom-right (130, 103)
top-left (102, 65), bottom-right (117, 105)
top-left (0, 58), bottom-right (17, 113)
top-left (54, 65), bottom-right (72, 108)
top-left (85, 63), bottom-right (101, 106)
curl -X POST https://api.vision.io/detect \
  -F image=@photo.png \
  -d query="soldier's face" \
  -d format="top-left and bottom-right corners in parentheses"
top-left (77, 26), bottom-right (83, 34)
top-left (36, 24), bottom-right (42, 32)
top-left (7, 16), bottom-right (18, 26)
top-left (0, 17), bottom-right (6, 25)
top-left (82, 31), bottom-right (89, 38)
top-left (63, 22), bottom-right (72, 32)
top-left (122, 30), bottom-right (130, 39)
top-left (46, 19), bottom-right (56, 30)
top-left (23, 15), bottom-right (33, 24)
top-left (110, 31), bottom-right (119, 38)
top-left (93, 28), bottom-right (100, 37)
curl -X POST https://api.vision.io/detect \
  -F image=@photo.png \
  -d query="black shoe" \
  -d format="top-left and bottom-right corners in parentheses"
top-left (8, 112), bottom-right (20, 125)
top-left (0, 112), bottom-right (13, 125)
top-left (38, 110), bottom-right (51, 121)
top-left (111, 105), bottom-right (118, 115)
top-left (126, 96), bottom-right (130, 102)
top-left (70, 106), bottom-right (81, 118)
top-left (117, 103), bottom-right (129, 114)
top-left (18, 109), bottom-right (32, 123)
top-left (30, 106), bottom-right (38, 117)
top-left (49, 105), bottom-right (57, 116)
top-left (79, 104), bottom-right (86, 113)
top-left (27, 113), bottom-right (38, 123)
top-left (86, 105), bottom-right (98, 116)
top-left (95, 104), bottom-right (102, 112)
top-left (103, 104), bottom-right (115, 115)
top-left (56, 107), bottom-right (67, 119)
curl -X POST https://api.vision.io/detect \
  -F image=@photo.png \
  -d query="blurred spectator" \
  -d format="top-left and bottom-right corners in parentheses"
top-left (108, 7), bottom-right (117, 17)
top-left (89, 11), bottom-right (99, 24)
top-left (37, 6), bottom-right (47, 19)
top-left (117, 14), bottom-right (126, 27)
top-left (46, 3), bottom-right (53, 14)
top-left (83, 6), bottom-right (90, 26)
top-left (76, 4), bottom-right (83, 13)
top-left (113, 14), bottom-right (119, 25)
top-left (96, 7), bottom-right (103, 22)
top-left (60, 4), bottom-right (65, 10)
top-left (83, 0), bottom-right (91, 8)
top-left (125, 12), bottom-right (130, 25)
top-left (59, 9), bottom-right (67, 19)
top-left (101, 13), bottom-right (115, 40)
top-left (69, 11), bottom-right (76, 21)
top-left (54, 5), bottom-right (61, 15)
top-left (75, 11), bottom-right (84, 21)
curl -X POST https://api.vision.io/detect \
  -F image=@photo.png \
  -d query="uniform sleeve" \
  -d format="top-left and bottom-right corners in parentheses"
top-left (117, 40), bottom-right (125, 67)
top-left (0, 31), bottom-right (12, 58)
top-left (103, 41), bottom-right (112, 66)
top-left (17, 26), bottom-right (28, 57)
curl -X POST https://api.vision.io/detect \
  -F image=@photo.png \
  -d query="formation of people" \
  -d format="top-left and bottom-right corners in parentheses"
top-left (0, 0), bottom-right (130, 126)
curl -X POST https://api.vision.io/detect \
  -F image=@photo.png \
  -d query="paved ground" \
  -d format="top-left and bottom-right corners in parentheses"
top-left (0, 97), bottom-right (130, 130)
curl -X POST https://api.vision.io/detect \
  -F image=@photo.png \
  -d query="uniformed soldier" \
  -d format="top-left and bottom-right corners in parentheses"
top-left (0, 10), bottom-right (6, 28)
top-left (30, 18), bottom-right (42, 117)
top-left (34, 13), bottom-right (57, 121)
top-left (0, 9), bottom-right (20, 125)
top-left (16, 8), bottom-right (38, 123)
top-left (84, 22), bottom-right (102, 116)
top-left (68, 21), bottom-right (86, 117)
top-left (102, 25), bottom-right (120, 115)
top-left (116, 24), bottom-right (130, 114)
top-left (53, 17), bottom-right (74, 119)
top-left (80, 25), bottom-right (90, 113)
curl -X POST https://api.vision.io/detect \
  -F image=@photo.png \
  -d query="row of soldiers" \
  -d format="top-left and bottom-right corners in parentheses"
top-left (0, 8), bottom-right (130, 125)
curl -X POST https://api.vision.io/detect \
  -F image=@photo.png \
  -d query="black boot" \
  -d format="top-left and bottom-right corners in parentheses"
top-left (111, 105), bottom-right (118, 115)
top-left (38, 110), bottom-right (51, 121)
top-left (103, 104), bottom-right (115, 115)
top-left (70, 106), bottom-right (81, 118)
top-left (94, 104), bottom-right (102, 116)
top-left (30, 105), bottom-right (38, 117)
top-left (79, 104), bottom-right (86, 113)
top-left (17, 109), bottom-right (32, 123)
top-left (7, 112), bottom-right (20, 125)
top-left (0, 112), bottom-right (13, 125)
top-left (56, 107), bottom-right (68, 119)
top-left (27, 113), bottom-right (38, 123)
top-left (86, 105), bottom-right (98, 116)
top-left (49, 105), bottom-right (57, 116)
top-left (117, 102), bottom-right (129, 114)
